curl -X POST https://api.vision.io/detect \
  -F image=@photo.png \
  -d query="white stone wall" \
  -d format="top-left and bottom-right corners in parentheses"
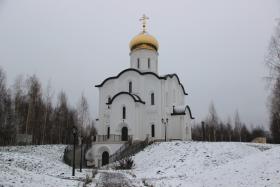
top-left (130, 49), bottom-right (158, 74)
top-left (93, 47), bottom-right (192, 165)
top-left (97, 71), bottom-right (165, 140)
top-left (86, 143), bottom-right (123, 167)
top-left (96, 69), bottom-right (192, 141)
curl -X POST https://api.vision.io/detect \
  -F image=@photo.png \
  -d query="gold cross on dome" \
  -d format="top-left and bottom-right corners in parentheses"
top-left (139, 14), bottom-right (149, 32)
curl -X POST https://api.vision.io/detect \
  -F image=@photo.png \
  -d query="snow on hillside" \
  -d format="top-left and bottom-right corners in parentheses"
top-left (1, 142), bottom-right (279, 187)
top-left (0, 145), bottom-right (89, 187)
top-left (131, 142), bottom-right (280, 187)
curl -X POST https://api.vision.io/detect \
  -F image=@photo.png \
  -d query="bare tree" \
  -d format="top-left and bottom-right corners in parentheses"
top-left (206, 102), bottom-right (219, 141)
top-left (234, 110), bottom-right (242, 142)
top-left (270, 77), bottom-right (280, 143)
top-left (56, 91), bottom-right (69, 144)
top-left (77, 93), bottom-right (90, 136)
top-left (41, 80), bottom-right (53, 144)
top-left (266, 20), bottom-right (280, 82)
top-left (13, 75), bottom-right (27, 134)
top-left (25, 75), bottom-right (44, 144)
top-left (0, 67), bottom-right (15, 145)
top-left (226, 117), bottom-right (232, 141)
top-left (266, 20), bottom-right (280, 143)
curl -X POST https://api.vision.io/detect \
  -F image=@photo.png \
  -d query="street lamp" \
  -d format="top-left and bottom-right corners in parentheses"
top-left (80, 135), bottom-right (83, 172)
top-left (161, 118), bottom-right (168, 142)
top-left (72, 126), bottom-right (78, 176)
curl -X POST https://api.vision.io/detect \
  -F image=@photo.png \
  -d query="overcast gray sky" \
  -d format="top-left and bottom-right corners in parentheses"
top-left (0, 0), bottom-right (279, 128)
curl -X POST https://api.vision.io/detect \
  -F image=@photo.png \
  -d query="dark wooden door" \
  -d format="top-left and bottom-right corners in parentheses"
top-left (102, 151), bottom-right (109, 166)
top-left (121, 127), bottom-right (128, 141)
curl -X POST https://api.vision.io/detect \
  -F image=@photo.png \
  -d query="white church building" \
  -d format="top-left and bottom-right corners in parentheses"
top-left (86, 15), bottom-right (194, 167)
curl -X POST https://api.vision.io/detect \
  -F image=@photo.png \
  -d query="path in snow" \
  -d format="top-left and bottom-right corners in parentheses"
top-left (95, 170), bottom-right (143, 187)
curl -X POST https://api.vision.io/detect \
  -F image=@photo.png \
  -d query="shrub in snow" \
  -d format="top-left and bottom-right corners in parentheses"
top-left (92, 169), bottom-right (98, 178)
top-left (115, 157), bottom-right (135, 170)
top-left (83, 174), bottom-right (92, 187)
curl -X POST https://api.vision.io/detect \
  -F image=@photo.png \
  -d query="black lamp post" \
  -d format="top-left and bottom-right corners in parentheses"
top-left (161, 118), bottom-right (168, 142)
top-left (72, 126), bottom-right (78, 176)
top-left (80, 135), bottom-right (83, 172)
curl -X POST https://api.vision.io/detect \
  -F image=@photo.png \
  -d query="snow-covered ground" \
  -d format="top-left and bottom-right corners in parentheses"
top-left (0, 145), bottom-right (91, 187)
top-left (130, 142), bottom-right (280, 187)
top-left (1, 142), bottom-right (280, 187)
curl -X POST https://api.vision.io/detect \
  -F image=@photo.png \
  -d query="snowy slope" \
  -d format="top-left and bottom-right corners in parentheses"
top-left (131, 142), bottom-right (280, 187)
top-left (0, 145), bottom-right (90, 187)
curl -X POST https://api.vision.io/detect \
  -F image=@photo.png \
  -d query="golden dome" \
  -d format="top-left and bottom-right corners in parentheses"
top-left (129, 31), bottom-right (159, 51)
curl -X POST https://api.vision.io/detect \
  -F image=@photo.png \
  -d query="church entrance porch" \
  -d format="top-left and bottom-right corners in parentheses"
top-left (102, 151), bottom-right (109, 166)
top-left (121, 127), bottom-right (128, 141)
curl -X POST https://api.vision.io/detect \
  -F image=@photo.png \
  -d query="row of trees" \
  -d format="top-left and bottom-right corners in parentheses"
top-left (193, 20), bottom-right (280, 144)
top-left (0, 67), bottom-right (96, 146)
top-left (192, 103), bottom-right (268, 142)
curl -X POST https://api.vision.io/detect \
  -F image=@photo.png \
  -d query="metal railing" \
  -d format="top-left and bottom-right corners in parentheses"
top-left (109, 142), bottom-right (130, 163)
top-left (94, 134), bottom-right (133, 143)
top-left (109, 137), bottom-right (149, 163)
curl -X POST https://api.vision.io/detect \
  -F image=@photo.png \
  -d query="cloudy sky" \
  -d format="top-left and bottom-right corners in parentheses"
top-left (0, 0), bottom-right (279, 128)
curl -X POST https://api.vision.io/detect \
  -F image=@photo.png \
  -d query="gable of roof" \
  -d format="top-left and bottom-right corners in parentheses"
top-left (95, 68), bottom-right (188, 95)
top-left (171, 105), bottom-right (195, 119)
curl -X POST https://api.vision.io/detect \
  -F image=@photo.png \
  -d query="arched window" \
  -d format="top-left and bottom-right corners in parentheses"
top-left (148, 58), bottom-right (150, 69)
top-left (129, 81), bottom-right (132, 93)
top-left (137, 58), bottom-right (140, 68)
top-left (122, 106), bottom-right (126, 119)
top-left (107, 127), bottom-right (110, 139)
top-left (151, 93), bottom-right (155, 105)
top-left (151, 124), bottom-right (155, 137)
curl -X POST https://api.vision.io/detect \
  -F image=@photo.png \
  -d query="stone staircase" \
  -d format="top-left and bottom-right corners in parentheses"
top-left (109, 138), bottom-right (150, 163)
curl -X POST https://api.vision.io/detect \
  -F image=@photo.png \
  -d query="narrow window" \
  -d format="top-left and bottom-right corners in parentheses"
top-left (151, 124), bottom-right (155, 137)
top-left (148, 58), bottom-right (150, 69)
top-left (122, 106), bottom-right (126, 119)
top-left (107, 127), bottom-right (110, 139)
top-left (137, 58), bottom-right (140, 68)
top-left (107, 97), bottom-right (111, 109)
top-left (151, 93), bottom-right (155, 105)
top-left (129, 81), bottom-right (132, 93)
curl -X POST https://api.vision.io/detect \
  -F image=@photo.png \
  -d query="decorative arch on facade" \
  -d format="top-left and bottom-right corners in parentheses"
top-left (106, 91), bottom-right (145, 105)
top-left (95, 68), bottom-right (188, 96)
top-left (97, 145), bottom-right (111, 157)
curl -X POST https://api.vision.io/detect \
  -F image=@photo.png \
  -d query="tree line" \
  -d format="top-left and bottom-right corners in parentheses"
top-left (192, 103), bottom-right (269, 142)
top-left (193, 20), bottom-right (280, 144)
top-left (0, 67), bottom-right (96, 146)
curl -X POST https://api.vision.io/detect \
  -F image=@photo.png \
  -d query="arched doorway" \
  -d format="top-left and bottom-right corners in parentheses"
top-left (121, 127), bottom-right (128, 141)
top-left (102, 151), bottom-right (109, 166)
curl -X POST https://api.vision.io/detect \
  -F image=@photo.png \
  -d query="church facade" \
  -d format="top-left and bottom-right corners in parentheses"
top-left (86, 16), bottom-right (194, 167)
